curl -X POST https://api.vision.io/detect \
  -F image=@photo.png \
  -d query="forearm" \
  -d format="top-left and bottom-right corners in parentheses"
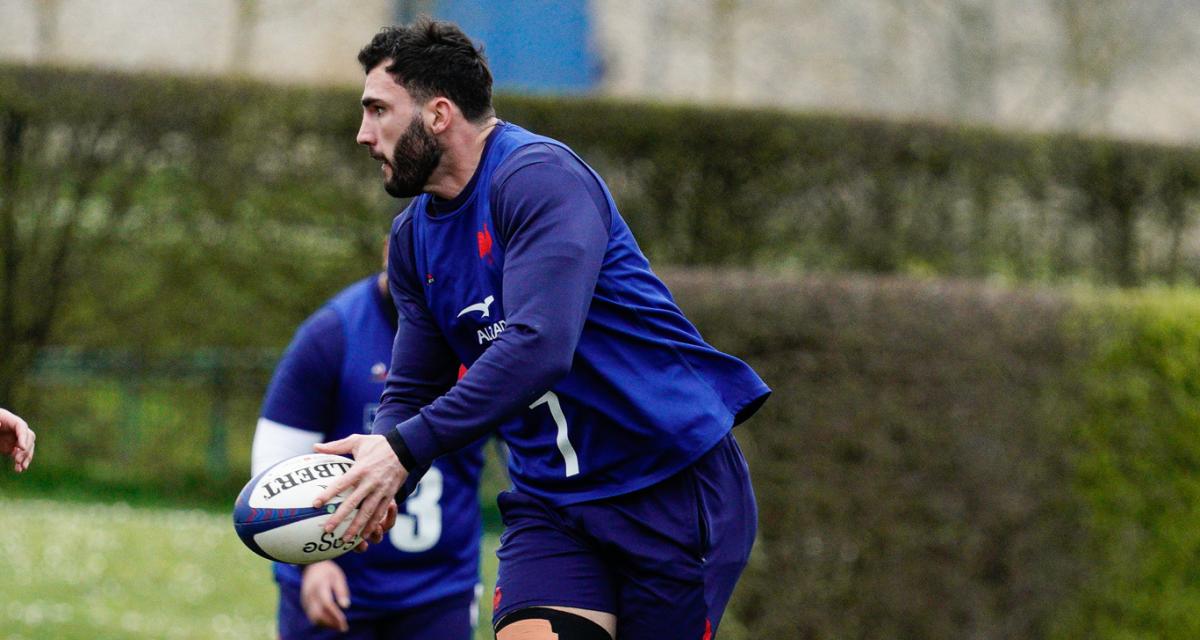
top-left (251, 418), bottom-right (324, 476)
top-left (390, 315), bottom-right (577, 466)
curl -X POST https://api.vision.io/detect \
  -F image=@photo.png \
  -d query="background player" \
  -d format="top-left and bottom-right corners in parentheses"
top-left (314, 19), bottom-right (770, 640)
top-left (1, 407), bottom-right (35, 473)
top-left (253, 265), bottom-right (487, 639)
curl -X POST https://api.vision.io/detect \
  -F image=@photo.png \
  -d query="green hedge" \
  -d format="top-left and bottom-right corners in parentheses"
top-left (4, 62), bottom-right (1200, 397)
top-left (669, 271), bottom-right (1083, 638)
top-left (664, 271), bottom-right (1200, 639)
top-left (1051, 291), bottom-right (1200, 639)
top-left (9, 272), bottom-right (1200, 638)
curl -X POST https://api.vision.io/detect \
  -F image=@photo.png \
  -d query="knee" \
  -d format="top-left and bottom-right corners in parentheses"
top-left (495, 607), bottom-right (613, 640)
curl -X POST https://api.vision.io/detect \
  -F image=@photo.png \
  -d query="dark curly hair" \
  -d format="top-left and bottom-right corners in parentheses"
top-left (358, 18), bottom-right (494, 122)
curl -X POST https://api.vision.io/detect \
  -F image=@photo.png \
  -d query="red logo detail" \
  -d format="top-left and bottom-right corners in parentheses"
top-left (702, 618), bottom-right (712, 640)
top-left (493, 586), bottom-right (502, 610)
top-left (457, 364), bottom-right (468, 381)
top-left (477, 223), bottom-right (494, 260)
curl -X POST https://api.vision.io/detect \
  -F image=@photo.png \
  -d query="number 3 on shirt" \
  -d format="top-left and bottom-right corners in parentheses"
top-left (530, 391), bottom-right (580, 477)
top-left (389, 466), bottom-right (443, 552)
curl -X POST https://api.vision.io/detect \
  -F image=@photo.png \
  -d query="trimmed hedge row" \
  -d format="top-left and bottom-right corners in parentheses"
top-left (669, 271), bottom-right (1082, 638)
top-left (664, 271), bottom-right (1200, 639)
top-left (5, 62), bottom-right (1200, 397)
top-left (9, 272), bottom-right (1200, 639)
top-left (1050, 291), bottom-right (1200, 639)
top-left (4, 63), bottom-right (1200, 292)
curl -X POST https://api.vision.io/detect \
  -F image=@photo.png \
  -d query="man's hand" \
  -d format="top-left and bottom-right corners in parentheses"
top-left (352, 500), bottom-right (398, 553)
top-left (0, 408), bottom-right (35, 473)
top-left (313, 434), bottom-right (407, 543)
top-left (300, 560), bottom-right (351, 632)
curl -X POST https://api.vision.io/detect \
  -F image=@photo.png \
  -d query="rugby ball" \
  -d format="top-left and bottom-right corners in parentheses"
top-left (233, 453), bottom-right (361, 564)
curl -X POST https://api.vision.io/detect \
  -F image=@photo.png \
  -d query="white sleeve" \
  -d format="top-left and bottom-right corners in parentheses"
top-left (250, 417), bottom-right (325, 477)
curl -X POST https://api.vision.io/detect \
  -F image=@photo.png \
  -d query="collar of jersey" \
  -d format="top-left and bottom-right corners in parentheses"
top-left (423, 121), bottom-right (506, 221)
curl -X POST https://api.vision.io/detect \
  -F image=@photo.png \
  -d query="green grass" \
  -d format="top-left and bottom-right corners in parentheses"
top-left (0, 497), bottom-right (500, 639)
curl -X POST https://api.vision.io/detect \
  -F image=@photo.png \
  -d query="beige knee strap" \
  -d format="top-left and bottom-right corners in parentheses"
top-left (497, 619), bottom-right (560, 640)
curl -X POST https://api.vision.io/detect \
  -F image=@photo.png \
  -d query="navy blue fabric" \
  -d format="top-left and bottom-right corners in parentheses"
top-left (492, 433), bottom-right (756, 640)
top-left (260, 276), bottom-right (486, 610)
top-left (372, 121), bottom-right (771, 506)
top-left (277, 583), bottom-right (476, 640)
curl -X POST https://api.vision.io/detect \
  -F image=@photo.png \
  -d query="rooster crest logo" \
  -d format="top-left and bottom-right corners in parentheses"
top-left (477, 223), bottom-right (494, 263)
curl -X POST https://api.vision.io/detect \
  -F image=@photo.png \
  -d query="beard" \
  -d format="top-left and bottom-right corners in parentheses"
top-left (383, 114), bottom-right (442, 198)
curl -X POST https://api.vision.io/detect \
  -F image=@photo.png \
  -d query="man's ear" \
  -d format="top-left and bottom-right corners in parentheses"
top-left (427, 97), bottom-right (456, 134)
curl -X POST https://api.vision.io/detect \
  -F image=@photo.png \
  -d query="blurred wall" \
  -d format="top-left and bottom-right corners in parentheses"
top-left (3, 0), bottom-right (1200, 143)
top-left (0, 0), bottom-right (391, 84)
top-left (593, 0), bottom-right (1200, 144)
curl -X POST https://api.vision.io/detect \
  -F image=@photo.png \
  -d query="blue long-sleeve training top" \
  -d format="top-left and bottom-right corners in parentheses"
top-left (372, 121), bottom-right (770, 506)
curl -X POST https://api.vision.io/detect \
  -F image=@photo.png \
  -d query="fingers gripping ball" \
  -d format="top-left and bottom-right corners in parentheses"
top-left (233, 454), bottom-right (361, 564)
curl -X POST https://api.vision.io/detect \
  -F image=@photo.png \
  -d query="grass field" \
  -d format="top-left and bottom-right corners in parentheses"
top-left (0, 497), bottom-right (500, 640)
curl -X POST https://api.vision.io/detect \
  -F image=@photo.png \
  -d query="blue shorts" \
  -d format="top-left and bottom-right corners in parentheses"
top-left (493, 432), bottom-right (757, 640)
top-left (277, 584), bottom-right (478, 640)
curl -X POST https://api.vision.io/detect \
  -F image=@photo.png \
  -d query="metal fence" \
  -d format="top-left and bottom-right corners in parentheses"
top-left (16, 347), bottom-right (510, 518)
top-left (19, 347), bottom-right (280, 501)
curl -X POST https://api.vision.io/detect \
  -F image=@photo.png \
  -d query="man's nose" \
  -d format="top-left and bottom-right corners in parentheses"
top-left (356, 119), bottom-right (374, 147)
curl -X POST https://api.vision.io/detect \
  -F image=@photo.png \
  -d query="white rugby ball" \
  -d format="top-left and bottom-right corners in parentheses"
top-left (233, 453), bottom-right (361, 564)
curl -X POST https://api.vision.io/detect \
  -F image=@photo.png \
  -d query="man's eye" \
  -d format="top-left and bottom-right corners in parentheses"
top-left (374, 106), bottom-right (385, 116)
